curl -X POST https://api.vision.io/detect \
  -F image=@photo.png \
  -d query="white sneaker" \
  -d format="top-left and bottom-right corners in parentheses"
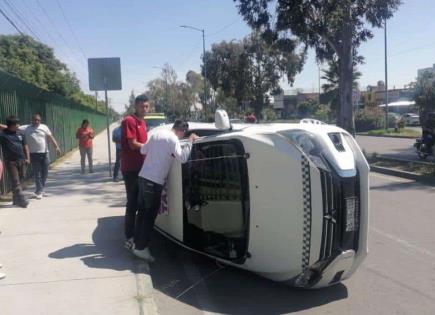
top-left (42, 192), bottom-right (48, 197)
top-left (34, 193), bottom-right (42, 200)
top-left (132, 247), bottom-right (155, 262)
top-left (0, 272), bottom-right (5, 280)
top-left (124, 238), bottom-right (134, 251)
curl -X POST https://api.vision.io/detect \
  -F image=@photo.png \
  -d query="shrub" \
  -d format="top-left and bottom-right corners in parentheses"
top-left (355, 107), bottom-right (385, 132)
top-left (312, 104), bottom-right (331, 123)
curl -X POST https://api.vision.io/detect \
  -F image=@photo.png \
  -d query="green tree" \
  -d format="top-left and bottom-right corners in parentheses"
top-left (0, 34), bottom-right (107, 112)
top-left (322, 60), bottom-right (361, 117)
top-left (203, 40), bottom-right (251, 111)
top-left (235, 0), bottom-right (401, 133)
top-left (203, 32), bottom-right (303, 118)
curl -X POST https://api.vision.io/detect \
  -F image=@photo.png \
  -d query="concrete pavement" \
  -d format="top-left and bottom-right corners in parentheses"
top-left (0, 125), bottom-right (157, 315)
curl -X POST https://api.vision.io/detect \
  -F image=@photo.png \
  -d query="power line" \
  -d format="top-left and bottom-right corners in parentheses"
top-left (207, 18), bottom-right (242, 37)
top-left (0, 8), bottom-right (24, 36)
top-left (19, 0), bottom-right (60, 45)
top-left (55, 0), bottom-right (87, 60)
top-left (2, 0), bottom-right (41, 40)
top-left (0, 7), bottom-right (24, 35)
top-left (35, 0), bottom-right (87, 71)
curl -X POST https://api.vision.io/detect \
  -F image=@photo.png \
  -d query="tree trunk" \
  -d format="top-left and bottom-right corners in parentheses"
top-left (338, 15), bottom-right (355, 134)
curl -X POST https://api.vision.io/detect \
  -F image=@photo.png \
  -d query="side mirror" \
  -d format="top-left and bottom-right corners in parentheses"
top-left (215, 109), bottom-right (231, 130)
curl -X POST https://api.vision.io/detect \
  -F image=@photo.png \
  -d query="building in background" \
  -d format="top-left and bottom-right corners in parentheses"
top-left (273, 89), bottom-right (319, 119)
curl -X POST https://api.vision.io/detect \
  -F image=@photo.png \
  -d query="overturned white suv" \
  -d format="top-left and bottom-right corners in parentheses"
top-left (152, 112), bottom-right (369, 289)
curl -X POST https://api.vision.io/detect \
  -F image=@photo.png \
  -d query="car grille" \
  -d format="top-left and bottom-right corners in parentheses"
top-left (319, 169), bottom-right (360, 262)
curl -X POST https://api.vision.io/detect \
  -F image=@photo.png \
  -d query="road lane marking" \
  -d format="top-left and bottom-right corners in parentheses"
top-left (371, 227), bottom-right (435, 259)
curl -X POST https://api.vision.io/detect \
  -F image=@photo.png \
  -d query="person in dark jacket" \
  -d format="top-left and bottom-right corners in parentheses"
top-left (0, 116), bottom-right (30, 208)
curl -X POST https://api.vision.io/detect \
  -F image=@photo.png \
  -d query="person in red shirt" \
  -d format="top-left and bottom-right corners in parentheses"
top-left (76, 119), bottom-right (94, 174)
top-left (121, 94), bottom-right (150, 250)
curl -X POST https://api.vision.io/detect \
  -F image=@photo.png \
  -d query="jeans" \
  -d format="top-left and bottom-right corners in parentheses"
top-left (79, 146), bottom-right (93, 173)
top-left (30, 153), bottom-right (49, 195)
top-left (123, 171), bottom-right (140, 240)
top-left (135, 177), bottom-right (163, 250)
top-left (5, 160), bottom-right (27, 203)
top-left (113, 148), bottom-right (121, 179)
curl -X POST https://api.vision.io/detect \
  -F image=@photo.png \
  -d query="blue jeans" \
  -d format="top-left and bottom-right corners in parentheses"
top-left (30, 153), bottom-right (50, 194)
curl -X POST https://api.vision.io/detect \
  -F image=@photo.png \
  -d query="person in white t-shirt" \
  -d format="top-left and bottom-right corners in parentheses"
top-left (132, 120), bottom-right (199, 262)
top-left (20, 113), bottom-right (61, 199)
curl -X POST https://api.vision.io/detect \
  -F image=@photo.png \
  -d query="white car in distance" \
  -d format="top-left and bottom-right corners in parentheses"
top-left (401, 113), bottom-right (420, 126)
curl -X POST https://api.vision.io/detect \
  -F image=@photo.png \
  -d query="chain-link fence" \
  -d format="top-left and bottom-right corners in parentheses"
top-left (0, 69), bottom-right (107, 195)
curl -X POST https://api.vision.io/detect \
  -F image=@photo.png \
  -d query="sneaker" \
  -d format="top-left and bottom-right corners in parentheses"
top-left (0, 272), bottom-right (5, 280)
top-left (34, 193), bottom-right (42, 200)
top-left (124, 238), bottom-right (134, 251)
top-left (42, 192), bottom-right (48, 197)
top-left (132, 247), bottom-right (155, 263)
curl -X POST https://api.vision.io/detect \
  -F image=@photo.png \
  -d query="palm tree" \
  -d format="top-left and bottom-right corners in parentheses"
top-left (321, 60), bottom-right (361, 117)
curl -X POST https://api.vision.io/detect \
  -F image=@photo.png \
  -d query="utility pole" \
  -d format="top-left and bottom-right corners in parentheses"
top-left (318, 65), bottom-right (321, 106)
top-left (180, 25), bottom-right (208, 117)
top-left (384, 18), bottom-right (389, 130)
top-left (95, 91), bottom-right (98, 111)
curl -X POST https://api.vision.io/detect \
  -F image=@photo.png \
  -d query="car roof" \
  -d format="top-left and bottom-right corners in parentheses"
top-left (157, 121), bottom-right (349, 138)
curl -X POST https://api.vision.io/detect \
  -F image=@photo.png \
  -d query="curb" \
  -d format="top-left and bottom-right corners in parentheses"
top-left (370, 165), bottom-right (435, 185)
top-left (134, 262), bottom-right (158, 315)
top-left (357, 133), bottom-right (419, 139)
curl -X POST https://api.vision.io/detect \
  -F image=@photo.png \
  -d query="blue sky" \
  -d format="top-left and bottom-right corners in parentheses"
top-left (0, 0), bottom-right (433, 112)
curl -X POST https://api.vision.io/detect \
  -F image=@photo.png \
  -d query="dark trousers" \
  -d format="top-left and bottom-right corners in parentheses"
top-left (79, 146), bottom-right (93, 173)
top-left (123, 171), bottom-right (140, 240)
top-left (113, 148), bottom-right (121, 179)
top-left (6, 160), bottom-right (27, 203)
top-left (30, 153), bottom-right (49, 194)
top-left (135, 177), bottom-right (163, 250)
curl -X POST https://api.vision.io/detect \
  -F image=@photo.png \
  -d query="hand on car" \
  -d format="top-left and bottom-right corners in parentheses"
top-left (188, 133), bottom-right (200, 143)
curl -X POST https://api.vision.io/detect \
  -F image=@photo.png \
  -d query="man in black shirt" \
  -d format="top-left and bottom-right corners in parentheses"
top-left (0, 116), bottom-right (30, 208)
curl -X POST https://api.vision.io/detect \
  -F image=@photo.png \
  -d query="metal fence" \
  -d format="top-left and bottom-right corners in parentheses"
top-left (0, 69), bottom-right (107, 195)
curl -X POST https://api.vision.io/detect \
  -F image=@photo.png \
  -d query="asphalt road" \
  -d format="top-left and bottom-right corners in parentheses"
top-left (148, 173), bottom-right (435, 315)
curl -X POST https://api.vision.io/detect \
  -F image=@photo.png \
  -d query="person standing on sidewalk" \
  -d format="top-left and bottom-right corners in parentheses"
top-left (121, 94), bottom-right (149, 250)
top-left (76, 119), bottom-right (94, 174)
top-left (0, 157), bottom-right (4, 280)
top-left (0, 116), bottom-right (30, 208)
top-left (20, 113), bottom-right (61, 199)
top-left (132, 120), bottom-right (198, 261)
top-left (112, 125), bottom-right (122, 182)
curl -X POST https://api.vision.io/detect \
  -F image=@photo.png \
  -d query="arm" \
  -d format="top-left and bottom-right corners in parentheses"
top-left (0, 124), bottom-right (6, 130)
top-left (172, 134), bottom-right (198, 163)
top-left (48, 134), bottom-right (61, 154)
top-left (23, 144), bottom-right (30, 163)
top-left (123, 118), bottom-right (145, 150)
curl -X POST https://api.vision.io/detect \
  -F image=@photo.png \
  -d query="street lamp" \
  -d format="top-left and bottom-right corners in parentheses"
top-left (180, 25), bottom-right (208, 116)
top-left (153, 65), bottom-right (170, 112)
top-left (384, 18), bottom-right (389, 130)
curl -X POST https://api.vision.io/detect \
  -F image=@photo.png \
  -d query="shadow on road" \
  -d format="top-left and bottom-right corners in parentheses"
top-left (149, 231), bottom-right (348, 314)
top-left (49, 216), bottom-right (146, 273)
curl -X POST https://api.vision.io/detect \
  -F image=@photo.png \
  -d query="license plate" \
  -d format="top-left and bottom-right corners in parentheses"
top-left (345, 197), bottom-right (359, 232)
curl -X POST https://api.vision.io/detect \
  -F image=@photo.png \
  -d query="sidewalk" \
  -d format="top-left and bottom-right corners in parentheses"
top-left (0, 125), bottom-right (157, 315)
